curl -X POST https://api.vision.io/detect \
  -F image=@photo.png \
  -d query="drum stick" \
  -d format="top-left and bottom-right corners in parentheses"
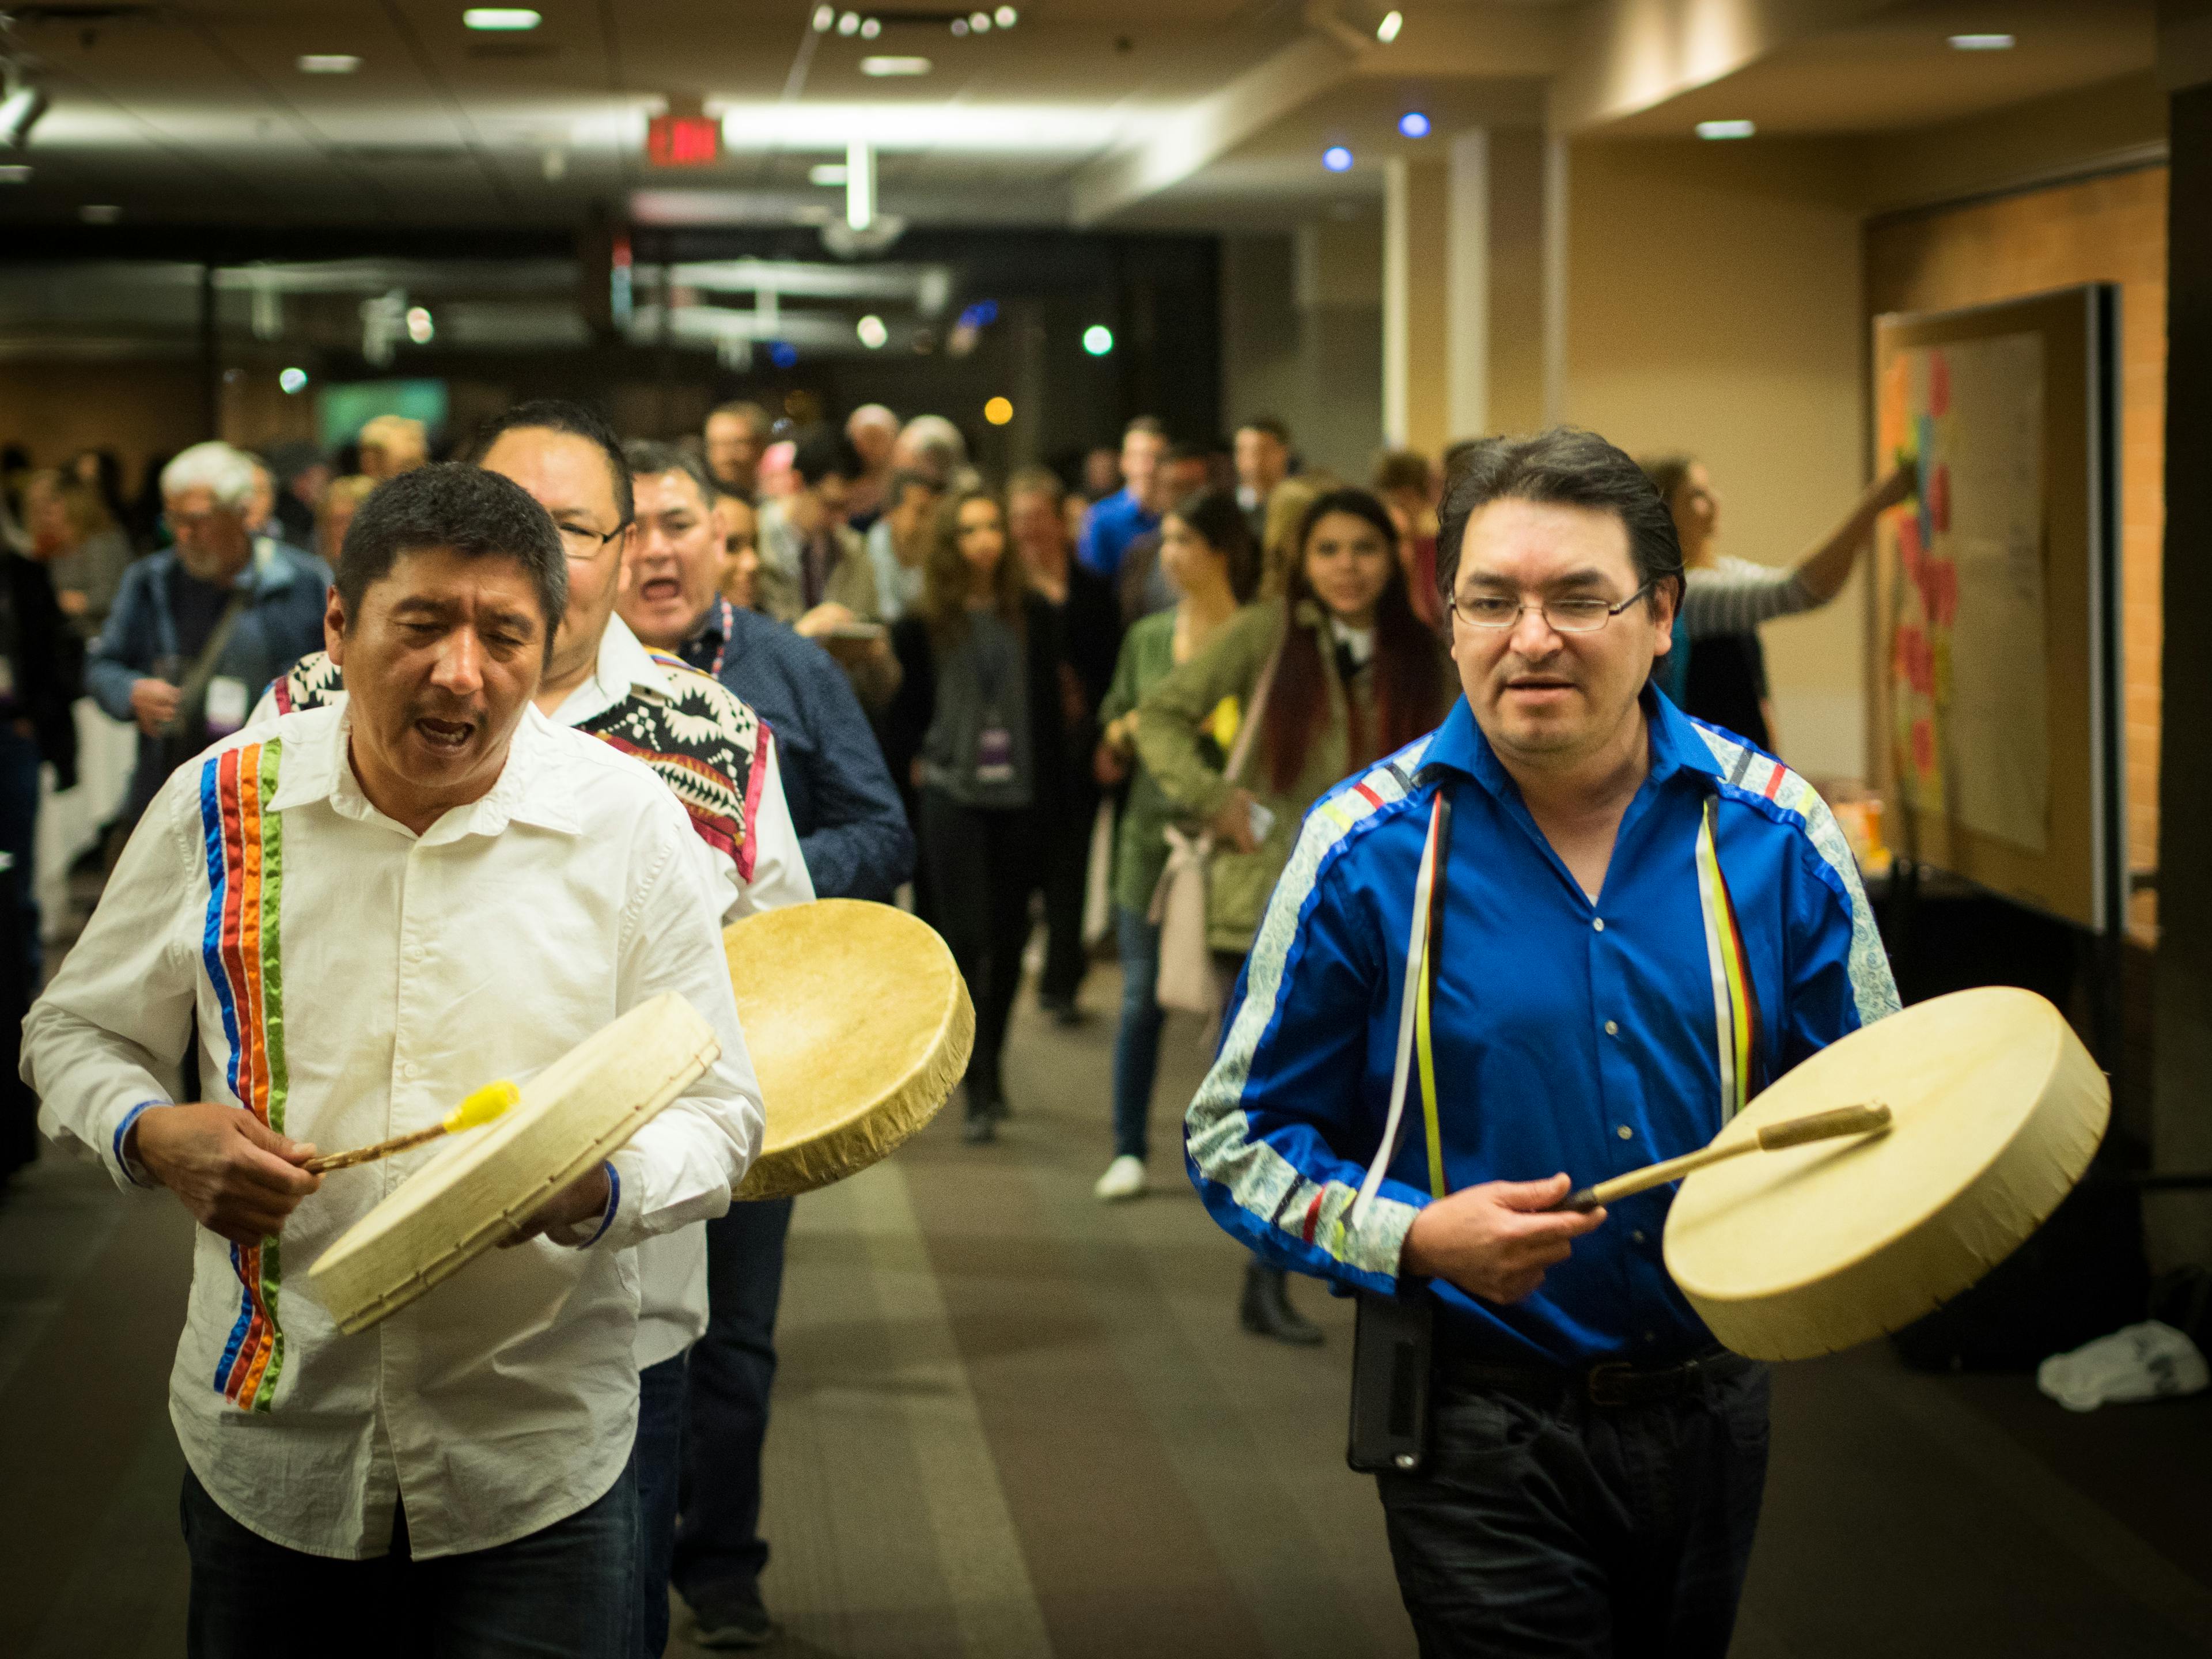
top-left (1555, 1103), bottom-right (1892, 1214)
top-left (304, 1081), bottom-right (521, 1175)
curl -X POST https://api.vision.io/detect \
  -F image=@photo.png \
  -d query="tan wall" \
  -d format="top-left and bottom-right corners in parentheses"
top-left (1487, 129), bottom-right (1550, 436)
top-left (1864, 165), bottom-right (2166, 940)
top-left (1562, 138), bottom-right (1870, 783)
top-left (0, 361), bottom-right (207, 488)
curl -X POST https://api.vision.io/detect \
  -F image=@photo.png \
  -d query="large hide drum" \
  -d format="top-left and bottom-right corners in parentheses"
top-left (308, 992), bottom-right (721, 1335)
top-left (724, 900), bottom-right (973, 1201)
top-left (1664, 987), bottom-right (2108, 1361)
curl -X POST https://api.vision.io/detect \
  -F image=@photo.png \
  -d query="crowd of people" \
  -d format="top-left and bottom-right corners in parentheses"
top-left (2, 388), bottom-right (1910, 1659)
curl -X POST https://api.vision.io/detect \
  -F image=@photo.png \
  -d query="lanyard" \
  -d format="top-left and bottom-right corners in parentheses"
top-left (1351, 780), bottom-right (1762, 1225)
top-left (691, 597), bottom-right (734, 679)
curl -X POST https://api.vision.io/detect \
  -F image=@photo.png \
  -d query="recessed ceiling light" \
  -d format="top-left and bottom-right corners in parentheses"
top-left (1082, 324), bottom-right (1113, 356)
top-left (280, 367), bottom-right (310, 394)
top-left (812, 4), bottom-right (835, 28)
top-left (1949, 33), bottom-right (2015, 51)
top-left (984, 396), bottom-right (1013, 426)
top-left (995, 5), bottom-right (1017, 24)
top-left (298, 54), bottom-right (362, 74)
top-left (968, 11), bottom-right (992, 32)
top-left (857, 315), bottom-right (888, 349)
top-left (1696, 119), bottom-right (1756, 140)
top-left (79, 203), bottom-right (120, 223)
top-left (809, 162), bottom-right (850, 185)
top-left (1398, 111), bottom-right (1430, 139)
top-left (1376, 9), bottom-right (1403, 43)
top-left (859, 18), bottom-right (881, 37)
top-left (950, 17), bottom-right (967, 35)
top-left (837, 12), bottom-right (861, 36)
top-left (860, 55), bottom-right (931, 75)
top-left (462, 9), bottom-right (541, 31)
top-left (1322, 145), bottom-right (1354, 172)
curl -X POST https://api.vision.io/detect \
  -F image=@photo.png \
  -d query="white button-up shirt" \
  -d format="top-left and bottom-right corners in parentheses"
top-left (22, 702), bottom-right (764, 1560)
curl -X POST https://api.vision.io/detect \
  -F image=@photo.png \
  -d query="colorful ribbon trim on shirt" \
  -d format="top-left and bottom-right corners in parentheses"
top-left (1695, 794), bottom-right (1764, 1119)
top-left (199, 738), bottom-right (289, 1412)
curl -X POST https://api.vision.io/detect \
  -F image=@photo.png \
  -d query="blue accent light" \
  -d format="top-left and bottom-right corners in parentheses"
top-left (1397, 111), bottom-right (1430, 139)
top-left (769, 341), bottom-right (799, 369)
top-left (1321, 146), bottom-right (1353, 173)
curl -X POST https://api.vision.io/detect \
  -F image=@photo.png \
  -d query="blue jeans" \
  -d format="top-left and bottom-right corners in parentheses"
top-left (634, 1354), bottom-right (688, 1658)
top-left (180, 1461), bottom-right (638, 1659)
top-left (672, 1196), bottom-right (795, 1608)
top-left (1110, 904), bottom-right (1164, 1160)
top-left (1376, 1363), bottom-right (1770, 1657)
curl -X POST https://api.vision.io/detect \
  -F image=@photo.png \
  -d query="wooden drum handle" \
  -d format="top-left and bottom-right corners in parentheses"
top-left (1556, 1102), bottom-right (1892, 1213)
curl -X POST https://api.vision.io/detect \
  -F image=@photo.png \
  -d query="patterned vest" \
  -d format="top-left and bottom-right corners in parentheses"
top-left (271, 647), bottom-right (764, 882)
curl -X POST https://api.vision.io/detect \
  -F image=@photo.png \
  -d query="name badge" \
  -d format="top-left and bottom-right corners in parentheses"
top-left (975, 721), bottom-right (1015, 786)
top-left (204, 675), bottom-right (250, 737)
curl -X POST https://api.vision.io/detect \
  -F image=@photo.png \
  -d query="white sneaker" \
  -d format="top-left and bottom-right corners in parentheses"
top-left (1094, 1154), bottom-right (1147, 1202)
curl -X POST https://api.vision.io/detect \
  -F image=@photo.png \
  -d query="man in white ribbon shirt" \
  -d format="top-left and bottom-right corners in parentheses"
top-left (260, 400), bottom-right (814, 1658)
top-left (24, 463), bottom-right (764, 1657)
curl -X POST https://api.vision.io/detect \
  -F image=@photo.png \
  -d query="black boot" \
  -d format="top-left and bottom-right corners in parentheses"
top-left (1240, 1263), bottom-right (1324, 1346)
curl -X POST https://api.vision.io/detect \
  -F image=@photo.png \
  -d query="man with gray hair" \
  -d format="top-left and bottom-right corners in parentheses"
top-left (843, 403), bottom-right (900, 526)
top-left (87, 440), bottom-right (329, 820)
top-left (889, 412), bottom-right (970, 488)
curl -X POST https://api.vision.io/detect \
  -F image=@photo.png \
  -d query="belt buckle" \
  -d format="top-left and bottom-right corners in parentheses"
top-left (1585, 1361), bottom-right (1636, 1407)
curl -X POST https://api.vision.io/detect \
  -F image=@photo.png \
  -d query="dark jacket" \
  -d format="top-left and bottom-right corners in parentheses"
top-left (885, 590), bottom-right (1070, 830)
top-left (683, 600), bottom-right (915, 902)
top-left (1, 552), bottom-right (82, 790)
top-left (87, 539), bottom-right (330, 815)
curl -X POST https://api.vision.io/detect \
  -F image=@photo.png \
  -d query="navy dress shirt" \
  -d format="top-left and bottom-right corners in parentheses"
top-left (682, 600), bottom-right (914, 902)
top-left (1185, 688), bottom-right (1899, 1366)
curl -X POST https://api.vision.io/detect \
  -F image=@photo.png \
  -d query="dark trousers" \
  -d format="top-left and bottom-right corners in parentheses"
top-left (634, 1354), bottom-right (688, 1658)
top-left (1039, 785), bottom-right (1095, 1005)
top-left (1376, 1364), bottom-right (1770, 1658)
top-left (181, 1462), bottom-right (638, 1659)
top-left (1109, 904), bottom-right (1163, 1160)
top-left (0, 725), bottom-right (44, 981)
top-left (672, 1195), bottom-right (796, 1608)
top-left (919, 789), bottom-right (1036, 1106)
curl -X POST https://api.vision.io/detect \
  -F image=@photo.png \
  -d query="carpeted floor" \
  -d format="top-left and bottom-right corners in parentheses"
top-left (5, 964), bottom-right (2211, 1658)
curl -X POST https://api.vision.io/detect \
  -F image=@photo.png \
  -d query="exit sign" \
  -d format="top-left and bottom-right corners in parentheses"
top-left (647, 115), bottom-right (721, 168)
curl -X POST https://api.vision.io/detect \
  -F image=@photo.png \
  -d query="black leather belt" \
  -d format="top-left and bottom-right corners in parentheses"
top-left (1438, 1344), bottom-right (1756, 1408)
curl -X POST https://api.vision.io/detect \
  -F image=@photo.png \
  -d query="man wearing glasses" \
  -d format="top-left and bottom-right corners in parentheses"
top-left (1185, 427), bottom-right (1897, 1657)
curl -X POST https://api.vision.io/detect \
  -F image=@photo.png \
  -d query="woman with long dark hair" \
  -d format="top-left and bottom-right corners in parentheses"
top-left (1136, 487), bottom-right (1450, 1341)
top-left (885, 486), bottom-right (1068, 1142)
top-left (1091, 487), bottom-right (1256, 1203)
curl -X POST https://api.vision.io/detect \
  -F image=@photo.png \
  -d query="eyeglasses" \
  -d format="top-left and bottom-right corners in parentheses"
top-left (556, 519), bottom-right (628, 557)
top-left (1450, 580), bottom-right (1654, 634)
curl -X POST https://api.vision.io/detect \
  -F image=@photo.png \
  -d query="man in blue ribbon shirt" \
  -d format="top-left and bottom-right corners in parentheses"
top-left (1186, 427), bottom-right (1897, 1657)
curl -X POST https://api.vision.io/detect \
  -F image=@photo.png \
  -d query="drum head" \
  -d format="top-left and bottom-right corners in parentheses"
top-left (1664, 986), bottom-right (2108, 1361)
top-left (725, 900), bottom-right (973, 1200)
top-left (307, 992), bottom-right (721, 1335)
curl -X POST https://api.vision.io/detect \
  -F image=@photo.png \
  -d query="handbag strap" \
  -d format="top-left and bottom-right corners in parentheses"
top-left (1221, 636), bottom-right (1281, 789)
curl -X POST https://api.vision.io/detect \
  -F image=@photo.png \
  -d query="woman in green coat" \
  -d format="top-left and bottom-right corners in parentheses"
top-left (1092, 488), bottom-right (1256, 1206)
top-left (1135, 486), bottom-right (1451, 1343)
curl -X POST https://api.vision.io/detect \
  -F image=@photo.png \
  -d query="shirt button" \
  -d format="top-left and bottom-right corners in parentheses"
top-left (1604, 1020), bottom-right (1619, 1037)
top-left (1592, 918), bottom-right (1606, 933)
top-left (1617, 1124), bottom-right (1634, 1141)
